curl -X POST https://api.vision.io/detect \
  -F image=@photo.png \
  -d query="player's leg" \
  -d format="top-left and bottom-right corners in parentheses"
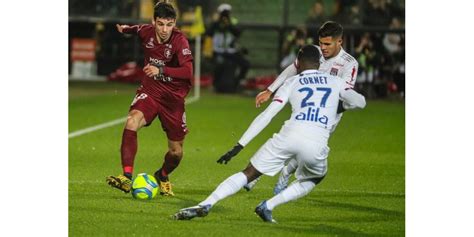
top-left (106, 109), bottom-right (147, 193)
top-left (107, 92), bottom-right (159, 193)
top-left (256, 142), bottom-right (329, 223)
top-left (154, 101), bottom-right (188, 196)
top-left (247, 157), bottom-right (300, 193)
top-left (243, 175), bottom-right (261, 191)
top-left (154, 139), bottom-right (183, 196)
top-left (245, 157), bottom-right (298, 192)
top-left (173, 164), bottom-right (262, 220)
top-left (199, 164), bottom-right (261, 208)
top-left (173, 135), bottom-right (289, 220)
top-left (273, 157), bottom-right (298, 194)
top-left (256, 176), bottom-right (325, 223)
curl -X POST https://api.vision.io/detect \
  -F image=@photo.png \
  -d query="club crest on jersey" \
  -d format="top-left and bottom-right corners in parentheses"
top-left (146, 38), bottom-right (155, 48)
top-left (330, 67), bottom-right (339, 76)
top-left (164, 49), bottom-right (172, 59)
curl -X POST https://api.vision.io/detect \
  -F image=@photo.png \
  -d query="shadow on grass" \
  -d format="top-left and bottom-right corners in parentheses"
top-left (311, 199), bottom-right (404, 219)
top-left (317, 191), bottom-right (405, 199)
top-left (276, 224), bottom-right (379, 237)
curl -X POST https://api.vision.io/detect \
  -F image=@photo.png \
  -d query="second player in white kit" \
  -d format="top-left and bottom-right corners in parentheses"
top-left (173, 45), bottom-right (366, 223)
top-left (247, 21), bottom-right (359, 193)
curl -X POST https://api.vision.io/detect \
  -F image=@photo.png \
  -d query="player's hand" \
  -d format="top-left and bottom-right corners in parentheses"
top-left (217, 143), bottom-right (244, 164)
top-left (143, 64), bottom-right (160, 77)
top-left (116, 24), bottom-right (129, 33)
top-left (255, 89), bottom-right (272, 108)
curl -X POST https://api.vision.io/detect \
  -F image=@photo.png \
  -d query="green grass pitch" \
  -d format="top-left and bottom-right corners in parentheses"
top-left (69, 81), bottom-right (405, 236)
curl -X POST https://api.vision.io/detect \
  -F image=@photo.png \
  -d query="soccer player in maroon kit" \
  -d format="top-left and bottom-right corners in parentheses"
top-left (106, 2), bottom-right (193, 196)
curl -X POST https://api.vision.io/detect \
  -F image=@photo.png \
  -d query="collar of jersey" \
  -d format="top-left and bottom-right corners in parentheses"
top-left (300, 69), bottom-right (322, 75)
top-left (322, 47), bottom-right (346, 62)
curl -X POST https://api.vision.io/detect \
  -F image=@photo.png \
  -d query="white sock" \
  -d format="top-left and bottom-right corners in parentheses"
top-left (284, 158), bottom-right (298, 175)
top-left (266, 180), bottom-right (315, 210)
top-left (199, 172), bottom-right (247, 207)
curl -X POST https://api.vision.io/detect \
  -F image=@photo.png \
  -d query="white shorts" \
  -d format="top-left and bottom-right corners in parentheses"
top-left (250, 126), bottom-right (329, 180)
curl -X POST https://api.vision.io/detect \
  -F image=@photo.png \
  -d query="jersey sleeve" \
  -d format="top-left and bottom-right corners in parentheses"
top-left (122, 24), bottom-right (143, 35)
top-left (339, 87), bottom-right (366, 110)
top-left (121, 24), bottom-right (149, 42)
top-left (162, 34), bottom-right (194, 80)
top-left (175, 35), bottom-right (194, 65)
top-left (267, 63), bottom-right (298, 93)
top-left (238, 78), bottom-right (295, 146)
top-left (341, 60), bottom-right (359, 89)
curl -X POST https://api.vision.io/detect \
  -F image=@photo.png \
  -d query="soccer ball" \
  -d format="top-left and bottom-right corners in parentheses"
top-left (131, 173), bottom-right (158, 200)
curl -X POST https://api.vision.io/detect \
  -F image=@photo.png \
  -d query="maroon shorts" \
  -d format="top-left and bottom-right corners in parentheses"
top-left (129, 92), bottom-right (188, 141)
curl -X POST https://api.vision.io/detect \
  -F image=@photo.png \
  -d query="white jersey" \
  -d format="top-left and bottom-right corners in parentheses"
top-left (268, 46), bottom-right (358, 92)
top-left (240, 69), bottom-right (365, 179)
top-left (277, 70), bottom-right (345, 131)
top-left (239, 69), bottom-right (366, 147)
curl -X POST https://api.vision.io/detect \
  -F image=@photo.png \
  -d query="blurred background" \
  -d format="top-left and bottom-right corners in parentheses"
top-left (69, 0), bottom-right (405, 99)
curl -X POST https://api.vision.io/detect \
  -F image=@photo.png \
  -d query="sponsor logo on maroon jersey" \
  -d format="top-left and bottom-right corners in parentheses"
top-left (182, 48), bottom-right (192, 55)
top-left (149, 57), bottom-right (164, 66)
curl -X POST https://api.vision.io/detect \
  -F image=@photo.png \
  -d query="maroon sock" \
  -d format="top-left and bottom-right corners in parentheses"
top-left (121, 129), bottom-right (137, 175)
top-left (160, 152), bottom-right (182, 177)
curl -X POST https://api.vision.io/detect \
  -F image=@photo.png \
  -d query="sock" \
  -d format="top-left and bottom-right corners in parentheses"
top-left (284, 158), bottom-right (298, 175)
top-left (124, 173), bottom-right (132, 180)
top-left (159, 152), bottom-right (182, 178)
top-left (266, 180), bottom-right (315, 210)
top-left (121, 129), bottom-right (137, 175)
top-left (199, 172), bottom-right (247, 207)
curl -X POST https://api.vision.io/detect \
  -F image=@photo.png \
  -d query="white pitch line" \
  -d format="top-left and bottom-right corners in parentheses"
top-left (68, 96), bottom-right (200, 139)
top-left (68, 117), bottom-right (127, 138)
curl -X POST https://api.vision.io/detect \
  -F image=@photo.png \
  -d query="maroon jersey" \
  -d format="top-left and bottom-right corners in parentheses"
top-left (123, 24), bottom-right (193, 102)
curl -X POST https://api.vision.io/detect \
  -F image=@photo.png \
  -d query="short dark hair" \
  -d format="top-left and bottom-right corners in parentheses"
top-left (154, 2), bottom-right (177, 20)
top-left (318, 21), bottom-right (343, 38)
top-left (297, 45), bottom-right (321, 65)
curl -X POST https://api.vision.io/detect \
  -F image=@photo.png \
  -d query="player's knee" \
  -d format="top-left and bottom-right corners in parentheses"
top-left (125, 112), bottom-right (145, 130)
top-left (242, 164), bottom-right (261, 182)
top-left (309, 175), bottom-right (326, 186)
top-left (168, 148), bottom-right (183, 159)
top-left (125, 116), bottom-right (139, 130)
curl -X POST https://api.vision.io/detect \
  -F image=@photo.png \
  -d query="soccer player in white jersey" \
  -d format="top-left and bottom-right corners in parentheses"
top-left (173, 45), bottom-right (366, 223)
top-left (245, 21), bottom-right (359, 193)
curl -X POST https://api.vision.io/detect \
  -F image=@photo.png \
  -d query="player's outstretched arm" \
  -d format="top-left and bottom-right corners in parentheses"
top-left (255, 63), bottom-right (297, 108)
top-left (217, 99), bottom-right (287, 165)
top-left (116, 24), bottom-right (129, 33)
